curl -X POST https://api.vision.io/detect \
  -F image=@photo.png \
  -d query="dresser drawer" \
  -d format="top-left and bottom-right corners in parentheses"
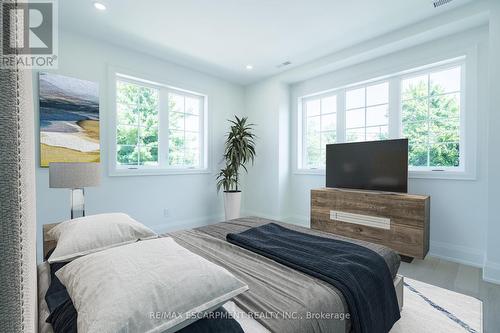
top-left (311, 188), bottom-right (430, 259)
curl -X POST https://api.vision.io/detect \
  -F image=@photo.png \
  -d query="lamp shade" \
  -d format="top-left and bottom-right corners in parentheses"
top-left (49, 162), bottom-right (100, 188)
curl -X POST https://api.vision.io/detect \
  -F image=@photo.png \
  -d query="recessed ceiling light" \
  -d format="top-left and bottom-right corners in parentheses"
top-left (93, 2), bottom-right (107, 11)
top-left (246, 65), bottom-right (253, 70)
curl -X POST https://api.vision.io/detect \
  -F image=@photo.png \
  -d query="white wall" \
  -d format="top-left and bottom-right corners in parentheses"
top-left (289, 28), bottom-right (489, 267)
top-left (484, 0), bottom-right (500, 283)
top-left (35, 31), bottom-right (244, 261)
top-left (242, 1), bottom-right (500, 283)
top-left (35, 2), bottom-right (500, 283)
top-left (241, 79), bottom-right (290, 218)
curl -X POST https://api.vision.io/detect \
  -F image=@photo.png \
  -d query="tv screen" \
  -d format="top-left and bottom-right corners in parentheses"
top-left (326, 139), bottom-right (408, 193)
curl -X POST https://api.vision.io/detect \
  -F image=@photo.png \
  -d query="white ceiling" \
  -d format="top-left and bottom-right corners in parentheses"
top-left (60, 0), bottom-right (474, 85)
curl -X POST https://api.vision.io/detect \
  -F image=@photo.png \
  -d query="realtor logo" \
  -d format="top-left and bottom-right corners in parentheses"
top-left (1, 0), bottom-right (58, 68)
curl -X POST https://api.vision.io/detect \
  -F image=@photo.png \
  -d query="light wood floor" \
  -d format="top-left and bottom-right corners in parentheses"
top-left (398, 256), bottom-right (500, 333)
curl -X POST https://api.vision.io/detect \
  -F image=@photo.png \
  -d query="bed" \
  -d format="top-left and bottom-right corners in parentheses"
top-left (39, 216), bottom-right (404, 333)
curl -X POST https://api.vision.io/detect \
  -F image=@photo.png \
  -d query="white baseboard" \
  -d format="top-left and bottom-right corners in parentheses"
top-left (240, 210), bottom-right (282, 221)
top-left (483, 260), bottom-right (500, 285)
top-left (429, 241), bottom-right (484, 268)
top-left (241, 211), bottom-right (311, 228)
top-left (282, 214), bottom-right (310, 227)
top-left (150, 214), bottom-right (224, 234)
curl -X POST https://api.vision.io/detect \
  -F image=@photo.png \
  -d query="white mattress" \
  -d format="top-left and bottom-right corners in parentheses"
top-left (222, 301), bottom-right (270, 333)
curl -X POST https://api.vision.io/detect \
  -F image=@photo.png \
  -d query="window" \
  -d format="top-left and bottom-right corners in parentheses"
top-left (116, 81), bottom-right (160, 167)
top-left (302, 95), bottom-right (337, 168)
top-left (401, 66), bottom-right (461, 169)
top-left (298, 58), bottom-right (470, 178)
top-left (346, 82), bottom-right (389, 142)
top-left (168, 92), bottom-right (203, 167)
top-left (111, 73), bottom-right (207, 175)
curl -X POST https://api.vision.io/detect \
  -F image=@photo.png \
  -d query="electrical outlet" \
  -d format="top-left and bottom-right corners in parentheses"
top-left (163, 208), bottom-right (169, 218)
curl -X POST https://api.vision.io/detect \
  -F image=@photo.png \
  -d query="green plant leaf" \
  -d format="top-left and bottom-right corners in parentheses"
top-left (216, 116), bottom-right (257, 192)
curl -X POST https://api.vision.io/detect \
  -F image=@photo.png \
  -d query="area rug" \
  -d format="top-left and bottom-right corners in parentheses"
top-left (391, 277), bottom-right (482, 333)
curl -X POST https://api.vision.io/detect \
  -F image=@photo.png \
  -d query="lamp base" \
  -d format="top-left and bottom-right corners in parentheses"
top-left (71, 188), bottom-right (85, 219)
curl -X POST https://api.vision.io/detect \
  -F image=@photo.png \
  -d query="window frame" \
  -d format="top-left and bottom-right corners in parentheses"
top-left (344, 80), bottom-right (390, 143)
top-left (109, 69), bottom-right (209, 176)
top-left (397, 61), bottom-right (466, 177)
top-left (296, 56), bottom-right (475, 180)
top-left (300, 92), bottom-right (340, 170)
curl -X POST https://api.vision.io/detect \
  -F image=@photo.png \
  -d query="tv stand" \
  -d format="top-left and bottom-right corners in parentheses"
top-left (311, 187), bottom-right (430, 260)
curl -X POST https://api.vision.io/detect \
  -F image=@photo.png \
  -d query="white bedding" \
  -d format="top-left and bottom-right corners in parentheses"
top-left (223, 301), bottom-right (270, 333)
top-left (38, 262), bottom-right (54, 333)
top-left (57, 238), bottom-right (248, 333)
top-left (38, 262), bottom-right (268, 333)
top-left (47, 213), bottom-right (157, 263)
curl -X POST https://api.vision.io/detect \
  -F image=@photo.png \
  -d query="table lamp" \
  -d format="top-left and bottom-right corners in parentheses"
top-left (49, 162), bottom-right (100, 219)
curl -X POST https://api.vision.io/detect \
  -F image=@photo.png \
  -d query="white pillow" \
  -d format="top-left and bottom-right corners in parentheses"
top-left (47, 213), bottom-right (157, 263)
top-left (56, 237), bottom-right (248, 333)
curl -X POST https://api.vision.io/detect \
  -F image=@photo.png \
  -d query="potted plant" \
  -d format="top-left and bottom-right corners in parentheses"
top-left (217, 116), bottom-right (256, 220)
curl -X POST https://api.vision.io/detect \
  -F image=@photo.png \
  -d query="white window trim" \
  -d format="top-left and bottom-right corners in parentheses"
top-left (398, 60), bottom-right (472, 179)
top-left (299, 91), bottom-right (340, 171)
top-left (344, 79), bottom-right (390, 142)
top-left (296, 55), bottom-right (477, 180)
top-left (108, 67), bottom-right (210, 176)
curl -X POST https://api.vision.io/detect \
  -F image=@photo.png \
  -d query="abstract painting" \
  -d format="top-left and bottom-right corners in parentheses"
top-left (39, 72), bottom-right (100, 167)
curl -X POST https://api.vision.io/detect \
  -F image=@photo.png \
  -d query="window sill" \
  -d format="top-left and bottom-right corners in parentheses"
top-left (293, 169), bottom-right (326, 176)
top-left (109, 168), bottom-right (211, 177)
top-left (294, 168), bottom-right (476, 180)
top-left (409, 170), bottom-right (476, 180)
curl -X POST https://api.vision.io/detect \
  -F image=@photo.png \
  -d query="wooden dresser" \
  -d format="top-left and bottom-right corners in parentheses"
top-left (311, 187), bottom-right (430, 259)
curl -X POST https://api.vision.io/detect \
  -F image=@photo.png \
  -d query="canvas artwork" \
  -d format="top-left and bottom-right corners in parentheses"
top-left (39, 72), bottom-right (100, 167)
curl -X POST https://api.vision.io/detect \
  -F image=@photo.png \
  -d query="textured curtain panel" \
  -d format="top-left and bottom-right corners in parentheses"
top-left (0, 1), bottom-right (38, 332)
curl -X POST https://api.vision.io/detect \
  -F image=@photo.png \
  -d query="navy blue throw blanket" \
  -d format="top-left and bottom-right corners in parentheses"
top-left (226, 223), bottom-right (400, 333)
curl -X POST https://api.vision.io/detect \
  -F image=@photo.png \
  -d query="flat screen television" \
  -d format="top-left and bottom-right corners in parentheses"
top-left (326, 139), bottom-right (408, 193)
